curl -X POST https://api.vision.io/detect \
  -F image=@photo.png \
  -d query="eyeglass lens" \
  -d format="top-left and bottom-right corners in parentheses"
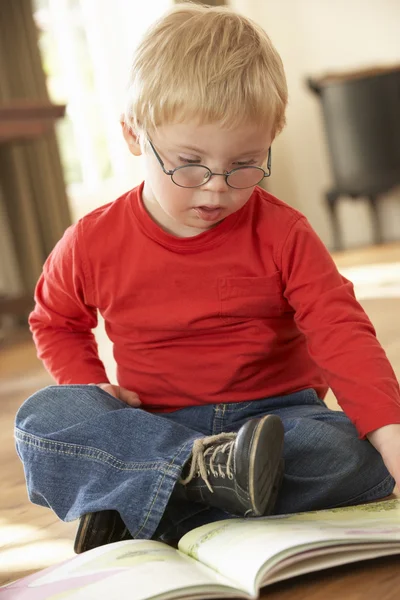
top-left (171, 165), bottom-right (265, 189)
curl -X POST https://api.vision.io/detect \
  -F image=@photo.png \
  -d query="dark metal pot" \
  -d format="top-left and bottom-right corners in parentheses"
top-left (308, 67), bottom-right (400, 195)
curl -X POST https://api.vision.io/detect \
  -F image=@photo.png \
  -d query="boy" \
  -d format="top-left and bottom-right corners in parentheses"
top-left (15, 3), bottom-right (400, 554)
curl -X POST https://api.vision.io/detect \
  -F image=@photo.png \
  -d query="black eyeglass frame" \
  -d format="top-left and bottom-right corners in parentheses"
top-left (147, 139), bottom-right (272, 189)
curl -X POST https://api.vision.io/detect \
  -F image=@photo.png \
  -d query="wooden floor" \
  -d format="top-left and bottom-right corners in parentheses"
top-left (1, 242), bottom-right (400, 596)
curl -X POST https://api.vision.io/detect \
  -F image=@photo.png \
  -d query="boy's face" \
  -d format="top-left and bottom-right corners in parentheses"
top-left (124, 121), bottom-right (273, 238)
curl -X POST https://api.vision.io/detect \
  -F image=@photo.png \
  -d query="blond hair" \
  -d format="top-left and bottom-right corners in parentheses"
top-left (124, 3), bottom-right (288, 137)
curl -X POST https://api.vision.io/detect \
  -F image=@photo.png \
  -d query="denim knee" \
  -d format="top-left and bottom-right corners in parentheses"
top-left (15, 386), bottom-right (57, 435)
top-left (274, 411), bottom-right (395, 514)
top-left (15, 384), bottom-right (126, 436)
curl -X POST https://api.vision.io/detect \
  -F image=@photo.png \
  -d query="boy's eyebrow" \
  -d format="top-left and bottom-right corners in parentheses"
top-left (177, 144), bottom-right (205, 153)
top-left (177, 144), bottom-right (266, 156)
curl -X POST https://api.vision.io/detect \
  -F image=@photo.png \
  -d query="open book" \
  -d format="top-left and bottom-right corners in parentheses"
top-left (2, 499), bottom-right (400, 600)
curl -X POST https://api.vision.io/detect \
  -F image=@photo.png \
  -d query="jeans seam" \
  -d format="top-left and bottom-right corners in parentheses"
top-left (15, 429), bottom-right (181, 476)
top-left (221, 401), bottom-right (254, 413)
top-left (221, 403), bottom-right (227, 429)
top-left (212, 405), bottom-right (221, 435)
top-left (133, 438), bottom-right (194, 539)
top-left (220, 389), bottom-right (319, 414)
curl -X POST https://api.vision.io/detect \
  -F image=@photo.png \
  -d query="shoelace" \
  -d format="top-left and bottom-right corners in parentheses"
top-left (180, 432), bottom-right (237, 492)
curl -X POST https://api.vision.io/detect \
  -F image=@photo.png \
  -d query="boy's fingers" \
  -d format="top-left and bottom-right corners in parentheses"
top-left (90, 383), bottom-right (141, 407)
top-left (91, 383), bottom-right (119, 398)
top-left (118, 387), bottom-right (142, 407)
top-left (378, 451), bottom-right (400, 492)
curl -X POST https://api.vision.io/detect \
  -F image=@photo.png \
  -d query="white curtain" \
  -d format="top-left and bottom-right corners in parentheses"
top-left (36, 0), bottom-right (171, 219)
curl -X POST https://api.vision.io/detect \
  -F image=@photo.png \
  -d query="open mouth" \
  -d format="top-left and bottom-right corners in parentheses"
top-left (193, 206), bottom-right (223, 222)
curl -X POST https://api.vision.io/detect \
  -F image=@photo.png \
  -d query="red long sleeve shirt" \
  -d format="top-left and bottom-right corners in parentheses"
top-left (29, 183), bottom-right (400, 438)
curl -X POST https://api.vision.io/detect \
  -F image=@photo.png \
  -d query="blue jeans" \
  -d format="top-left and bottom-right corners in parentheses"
top-left (15, 385), bottom-right (395, 542)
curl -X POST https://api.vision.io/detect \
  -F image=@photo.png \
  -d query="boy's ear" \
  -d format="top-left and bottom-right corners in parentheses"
top-left (120, 120), bottom-right (142, 156)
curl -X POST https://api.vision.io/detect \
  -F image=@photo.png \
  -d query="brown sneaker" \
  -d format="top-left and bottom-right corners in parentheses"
top-left (74, 510), bottom-right (132, 554)
top-left (179, 414), bottom-right (284, 517)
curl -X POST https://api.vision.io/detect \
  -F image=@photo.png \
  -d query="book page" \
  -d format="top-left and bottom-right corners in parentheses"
top-left (265, 542), bottom-right (400, 585)
top-left (178, 499), bottom-right (400, 596)
top-left (1, 540), bottom-right (250, 600)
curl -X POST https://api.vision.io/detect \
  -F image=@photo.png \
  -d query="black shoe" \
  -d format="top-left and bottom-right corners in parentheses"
top-left (179, 414), bottom-right (284, 517)
top-left (74, 510), bottom-right (132, 554)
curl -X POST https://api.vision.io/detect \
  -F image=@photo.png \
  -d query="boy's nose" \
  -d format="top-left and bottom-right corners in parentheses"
top-left (202, 172), bottom-right (229, 193)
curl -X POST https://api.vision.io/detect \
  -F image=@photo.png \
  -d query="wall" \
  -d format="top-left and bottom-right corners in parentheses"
top-left (230, 0), bottom-right (400, 249)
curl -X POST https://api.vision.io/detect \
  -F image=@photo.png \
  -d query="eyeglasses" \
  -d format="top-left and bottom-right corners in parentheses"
top-left (148, 139), bottom-right (271, 189)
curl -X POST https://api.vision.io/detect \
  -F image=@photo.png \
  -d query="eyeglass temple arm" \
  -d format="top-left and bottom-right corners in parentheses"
top-left (148, 138), bottom-right (175, 175)
top-left (266, 147), bottom-right (272, 175)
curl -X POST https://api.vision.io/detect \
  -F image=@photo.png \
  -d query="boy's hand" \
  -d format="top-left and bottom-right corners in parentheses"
top-left (92, 383), bottom-right (141, 408)
top-left (367, 424), bottom-right (400, 490)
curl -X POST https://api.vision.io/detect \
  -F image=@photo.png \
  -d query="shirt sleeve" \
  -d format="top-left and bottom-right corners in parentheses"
top-left (29, 221), bottom-right (110, 385)
top-left (280, 216), bottom-right (400, 438)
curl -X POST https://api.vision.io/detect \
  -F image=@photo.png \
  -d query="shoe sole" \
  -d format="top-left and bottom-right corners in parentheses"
top-left (247, 415), bottom-right (284, 516)
top-left (74, 511), bottom-right (130, 554)
top-left (74, 513), bottom-right (94, 554)
top-left (263, 458), bottom-right (285, 515)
